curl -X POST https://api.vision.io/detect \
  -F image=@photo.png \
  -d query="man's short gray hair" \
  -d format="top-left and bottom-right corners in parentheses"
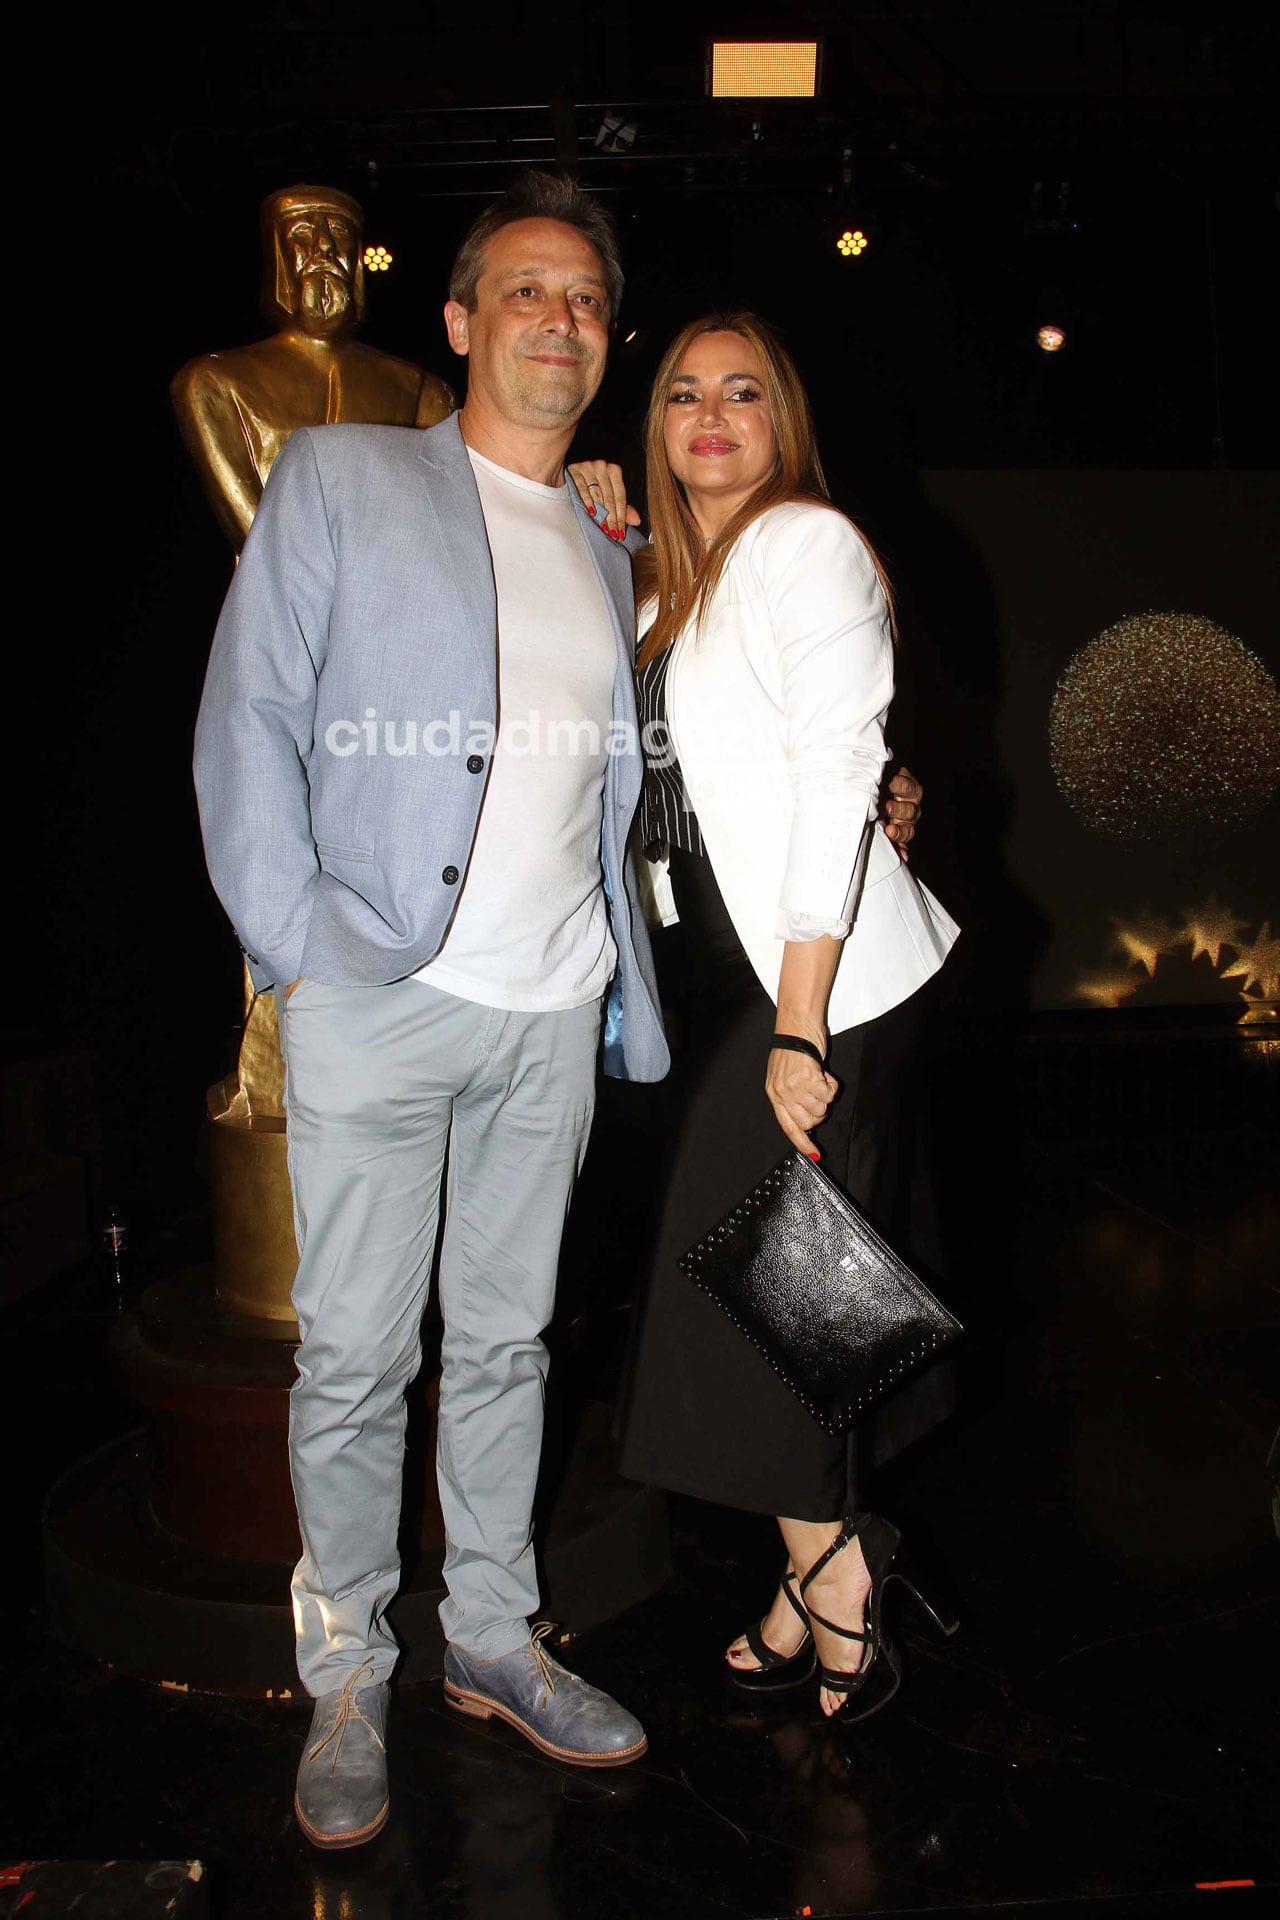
top-left (448, 172), bottom-right (624, 323)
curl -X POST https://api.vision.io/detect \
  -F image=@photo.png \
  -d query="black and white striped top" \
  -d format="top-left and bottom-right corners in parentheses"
top-left (636, 642), bottom-right (704, 859)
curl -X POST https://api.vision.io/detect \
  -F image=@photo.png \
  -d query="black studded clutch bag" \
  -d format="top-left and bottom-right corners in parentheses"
top-left (678, 1149), bottom-right (962, 1436)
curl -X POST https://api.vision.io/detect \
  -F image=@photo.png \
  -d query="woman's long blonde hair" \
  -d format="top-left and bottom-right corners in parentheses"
top-left (634, 312), bottom-right (894, 668)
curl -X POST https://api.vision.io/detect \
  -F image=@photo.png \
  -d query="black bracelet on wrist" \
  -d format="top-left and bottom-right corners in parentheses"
top-left (770, 1033), bottom-right (828, 1069)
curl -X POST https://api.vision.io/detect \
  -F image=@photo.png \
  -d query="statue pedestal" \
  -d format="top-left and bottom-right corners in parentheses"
top-left (107, 1271), bottom-right (446, 1565)
top-left (43, 1382), bottom-right (671, 1696)
top-left (111, 1274), bottom-right (299, 1563)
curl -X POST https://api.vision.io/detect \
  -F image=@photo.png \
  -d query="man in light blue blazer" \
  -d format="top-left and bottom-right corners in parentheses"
top-left (195, 173), bottom-right (668, 1847)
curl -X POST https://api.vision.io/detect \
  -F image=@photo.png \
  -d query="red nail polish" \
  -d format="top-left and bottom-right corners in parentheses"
top-left (809, 1151), bottom-right (821, 1162)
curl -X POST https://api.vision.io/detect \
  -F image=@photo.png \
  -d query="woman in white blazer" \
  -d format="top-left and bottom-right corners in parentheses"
top-left (571, 314), bottom-right (960, 1722)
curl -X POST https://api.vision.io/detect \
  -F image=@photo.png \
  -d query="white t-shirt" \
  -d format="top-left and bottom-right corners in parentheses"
top-left (412, 446), bottom-right (618, 1011)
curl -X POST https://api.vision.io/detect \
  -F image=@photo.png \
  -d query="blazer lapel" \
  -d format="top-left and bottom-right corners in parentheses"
top-left (567, 488), bottom-right (644, 835)
top-left (567, 483), bottom-right (638, 714)
top-left (416, 414), bottom-right (497, 675)
top-left (416, 419), bottom-right (638, 750)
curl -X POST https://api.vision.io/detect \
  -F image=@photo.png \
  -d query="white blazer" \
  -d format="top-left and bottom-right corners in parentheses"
top-left (644, 501), bottom-right (959, 1035)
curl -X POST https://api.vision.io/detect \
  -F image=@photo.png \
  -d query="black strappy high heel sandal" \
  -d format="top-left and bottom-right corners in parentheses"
top-left (726, 1568), bottom-right (817, 1694)
top-left (799, 1512), bottom-right (959, 1722)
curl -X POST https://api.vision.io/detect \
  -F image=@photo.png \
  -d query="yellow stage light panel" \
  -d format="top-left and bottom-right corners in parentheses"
top-left (709, 41), bottom-right (819, 98)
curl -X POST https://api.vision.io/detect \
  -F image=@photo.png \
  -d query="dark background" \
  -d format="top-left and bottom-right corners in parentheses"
top-left (15, 0), bottom-right (1277, 1218)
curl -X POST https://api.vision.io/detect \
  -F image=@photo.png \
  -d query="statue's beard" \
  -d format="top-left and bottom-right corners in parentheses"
top-left (297, 265), bottom-right (352, 331)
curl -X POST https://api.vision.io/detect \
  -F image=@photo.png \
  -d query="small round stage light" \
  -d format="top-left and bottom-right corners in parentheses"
top-left (1037, 324), bottom-right (1066, 352)
top-left (837, 228), bottom-right (868, 258)
top-left (363, 245), bottom-right (393, 273)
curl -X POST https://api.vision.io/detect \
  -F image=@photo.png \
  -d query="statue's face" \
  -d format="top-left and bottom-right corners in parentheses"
top-left (279, 203), bottom-right (360, 336)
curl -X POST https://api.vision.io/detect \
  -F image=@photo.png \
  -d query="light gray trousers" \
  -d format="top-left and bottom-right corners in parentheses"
top-left (279, 974), bottom-right (601, 1697)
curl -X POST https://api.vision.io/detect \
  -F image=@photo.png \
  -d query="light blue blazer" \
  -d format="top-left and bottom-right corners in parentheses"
top-left (193, 413), bottom-right (669, 1084)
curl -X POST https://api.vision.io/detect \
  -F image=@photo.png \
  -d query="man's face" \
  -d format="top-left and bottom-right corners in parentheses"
top-left (444, 218), bottom-right (611, 428)
top-left (282, 205), bottom-right (359, 336)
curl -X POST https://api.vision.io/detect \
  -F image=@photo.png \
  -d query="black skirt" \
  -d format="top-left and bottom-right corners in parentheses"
top-left (618, 847), bottom-right (952, 1523)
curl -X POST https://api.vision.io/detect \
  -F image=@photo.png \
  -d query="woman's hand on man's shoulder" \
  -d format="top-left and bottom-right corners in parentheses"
top-left (567, 460), bottom-right (642, 541)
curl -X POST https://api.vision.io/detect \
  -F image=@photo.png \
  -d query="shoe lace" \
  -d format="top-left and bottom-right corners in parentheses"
top-left (529, 1622), bottom-right (559, 1706)
top-left (307, 1657), bottom-right (385, 1777)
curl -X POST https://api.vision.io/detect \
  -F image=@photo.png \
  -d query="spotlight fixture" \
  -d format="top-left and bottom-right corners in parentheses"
top-left (837, 227), bottom-right (869, 259)
top-left (1037, 323), bottom-right (1066, 352)
top-left (594, 112), bottom-right (637, 154)
top-left (707, 40), bottom-right (820, 98)
top-left (363, 244), bottom-right (393, 273)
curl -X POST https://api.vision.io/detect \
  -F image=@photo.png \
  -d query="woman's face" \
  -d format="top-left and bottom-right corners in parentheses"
top-left (661, 331), bottom-right (777, 521)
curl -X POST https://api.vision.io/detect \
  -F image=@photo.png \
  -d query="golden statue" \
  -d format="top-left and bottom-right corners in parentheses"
top-left (174, 184), bottom-right (454, 549)
top-left (175, 185), bottom-right (455, 1325)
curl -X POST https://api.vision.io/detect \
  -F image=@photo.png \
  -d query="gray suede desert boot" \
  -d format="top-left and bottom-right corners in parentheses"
top-left (294, 1658), bottom-right (390, 1849)
top-left (443, 1623), bottom-right (647, 1766)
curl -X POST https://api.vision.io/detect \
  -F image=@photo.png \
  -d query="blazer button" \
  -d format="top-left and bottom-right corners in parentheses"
top-left (466, 754), bottom-right (484, 774)
top-left (442, 865), bottom-right (459, 885)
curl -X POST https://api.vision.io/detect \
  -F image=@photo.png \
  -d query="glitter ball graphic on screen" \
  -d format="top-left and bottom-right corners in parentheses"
top-left (837, 229), bottom-right (868, 258)
top-left (1049, 612), bottom-right (1280, 839)
top-left (363, 245), bottom-right (393, 273)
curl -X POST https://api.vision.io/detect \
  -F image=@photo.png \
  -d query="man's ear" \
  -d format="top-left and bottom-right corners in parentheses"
top-left (443, 300), bottom-right (471, 358)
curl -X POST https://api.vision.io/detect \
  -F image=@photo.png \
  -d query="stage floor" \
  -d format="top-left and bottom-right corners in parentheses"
top-left (3, 1123), bottom-right (1277, 1919)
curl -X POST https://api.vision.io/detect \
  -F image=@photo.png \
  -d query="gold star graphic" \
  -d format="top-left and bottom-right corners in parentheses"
top-left (1222, 922), bottom-right (1280, 999)
top-left (1073, 968), bottom-right (1143, 1009)
top-left (1112, 913), bottom-right (1181, 976)
top-left (1179, 894), bottom-right (1250, 969)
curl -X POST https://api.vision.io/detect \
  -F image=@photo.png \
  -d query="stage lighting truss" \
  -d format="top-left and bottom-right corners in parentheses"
top-left (837, 227), bottom-right (869, 258)
top-left (364, 244), bottom-right (393, 272)
top-left (707, 40), bottom-right (820, 98)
